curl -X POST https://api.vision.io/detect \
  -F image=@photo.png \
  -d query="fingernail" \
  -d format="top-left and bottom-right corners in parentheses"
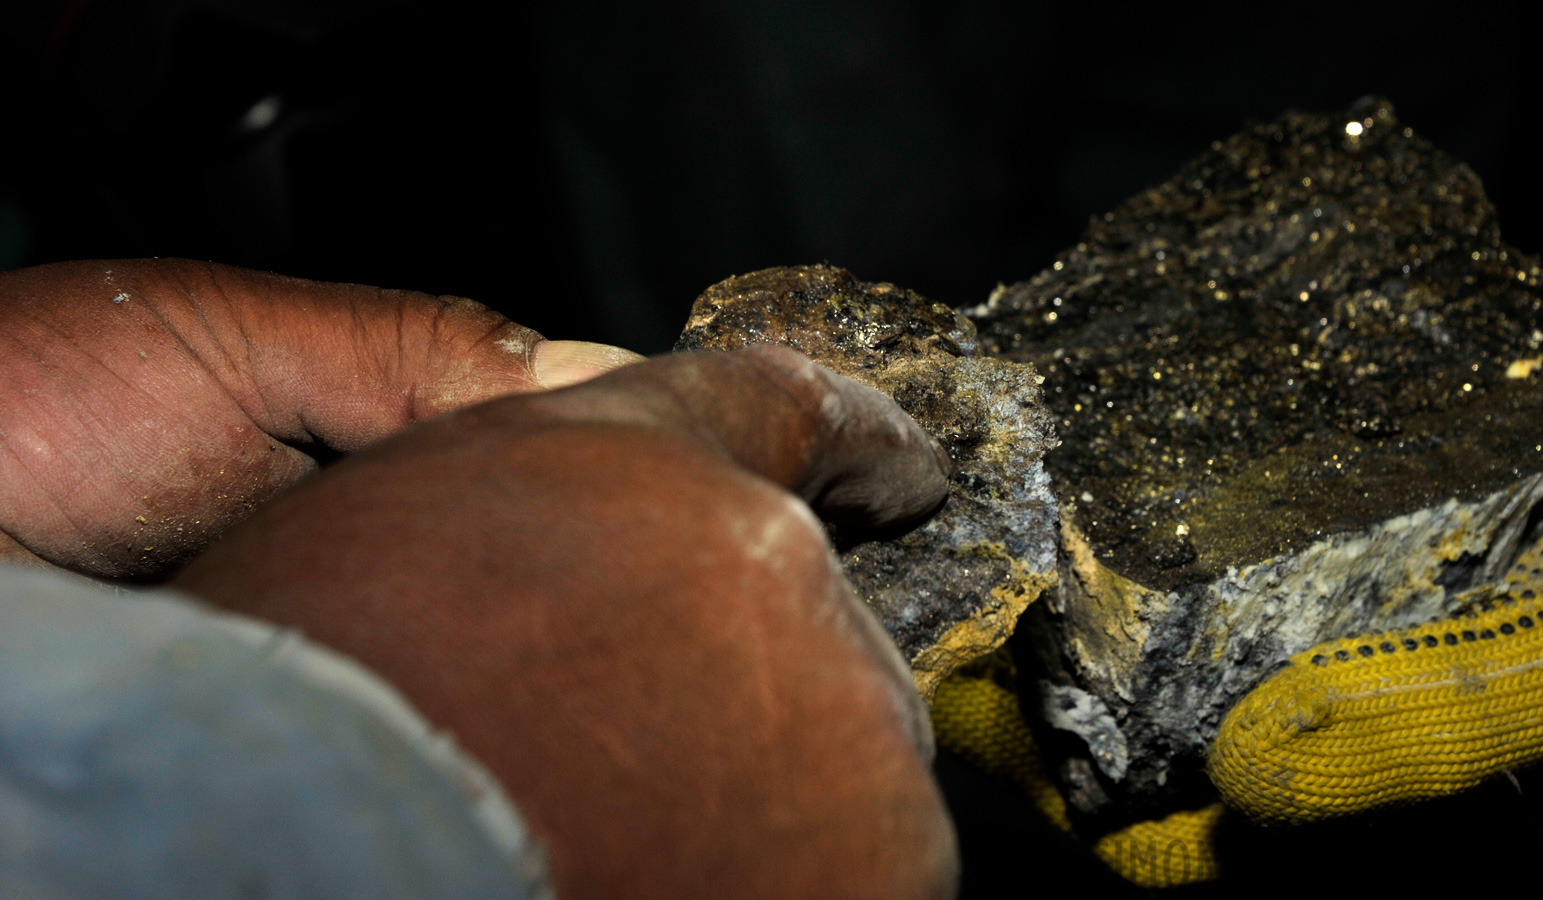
top-left (531, 341), bottom-right (645, 389)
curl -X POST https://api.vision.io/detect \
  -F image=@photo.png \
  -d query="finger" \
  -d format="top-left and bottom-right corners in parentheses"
top-left (528, 346), bottom-right (950, 756)
top-left (515, 343), bottom-right (953, 528)
top-left (1, 259), bottom-right (641, 449)
top-left (0, 259), bottom-right (640, 578)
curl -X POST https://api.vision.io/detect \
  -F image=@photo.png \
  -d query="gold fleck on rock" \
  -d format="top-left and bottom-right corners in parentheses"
top-left (974, 96), bottom-right (1543, 812)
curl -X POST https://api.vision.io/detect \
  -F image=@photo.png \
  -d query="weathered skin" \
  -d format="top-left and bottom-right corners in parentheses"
top-left (0, 259), bottom-right (960, 900)
top-left (0, 259), bottom-right (580, 578)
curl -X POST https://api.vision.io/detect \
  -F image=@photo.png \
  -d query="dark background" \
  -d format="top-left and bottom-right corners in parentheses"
top-left (1, 0), bottom-right (1536, 355)
top-left (3, 1), bottom-right (1539, 895)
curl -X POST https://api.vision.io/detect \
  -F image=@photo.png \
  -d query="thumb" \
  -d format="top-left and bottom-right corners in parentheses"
top-left (0, 259), bottom-right (640, 577)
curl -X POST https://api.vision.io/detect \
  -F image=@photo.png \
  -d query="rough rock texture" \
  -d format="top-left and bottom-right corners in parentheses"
top-left (675, 265), bottom-right (1059, 702)
top-left (971, 97), bottom-right (1543, 818)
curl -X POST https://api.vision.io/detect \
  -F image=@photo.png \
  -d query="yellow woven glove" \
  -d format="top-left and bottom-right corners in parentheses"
top-left (1208, 534), bottom-right (1543, 823)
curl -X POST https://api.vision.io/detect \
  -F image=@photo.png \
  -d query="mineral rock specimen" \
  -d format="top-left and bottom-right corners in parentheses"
top-left (675, 265), bottom-right (1059, 702)
top-left (970, 97), bottom-right (1543, 817)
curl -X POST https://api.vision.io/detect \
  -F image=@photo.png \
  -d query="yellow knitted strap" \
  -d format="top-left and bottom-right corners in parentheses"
top-left (1092, 804), bottom-right (1224, 889)
top-left (931, 672), bottom-right (1224, 887)
top-left (1209, 539), bottom-right (1543, 824)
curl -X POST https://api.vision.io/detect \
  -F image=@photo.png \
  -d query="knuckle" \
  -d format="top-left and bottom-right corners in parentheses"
top-left (724, 485), bottom-right (831, 572)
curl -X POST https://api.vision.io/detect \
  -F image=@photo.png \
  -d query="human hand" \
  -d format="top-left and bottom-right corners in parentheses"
top-left (0, 258), bottom-right (639, 579)
top-left (173, 343), bottom-right (960, 899)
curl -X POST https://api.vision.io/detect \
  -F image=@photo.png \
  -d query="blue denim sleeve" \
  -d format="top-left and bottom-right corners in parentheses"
top-left (0, 565), bottom-right (552, 899)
